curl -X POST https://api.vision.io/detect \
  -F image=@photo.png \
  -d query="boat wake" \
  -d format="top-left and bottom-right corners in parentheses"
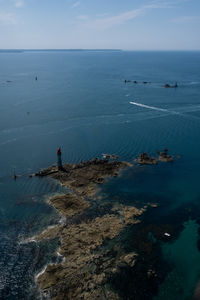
top-left (130, 101), bottom-right (180, 115)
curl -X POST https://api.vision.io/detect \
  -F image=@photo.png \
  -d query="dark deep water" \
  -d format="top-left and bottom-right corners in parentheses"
top-left (0, 50), bottom-right (200, 299)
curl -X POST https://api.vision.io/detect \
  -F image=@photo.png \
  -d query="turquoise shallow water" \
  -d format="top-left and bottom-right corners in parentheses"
top-left (0, 50), bottom-right (200, 299)
top-left (155, 220), bottom-right (200, 300)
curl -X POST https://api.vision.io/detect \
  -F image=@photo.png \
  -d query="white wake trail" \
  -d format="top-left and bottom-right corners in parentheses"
top-left (130, 101), bottom-right (180, 115)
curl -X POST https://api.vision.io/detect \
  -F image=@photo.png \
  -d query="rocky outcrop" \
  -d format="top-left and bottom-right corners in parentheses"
top-left (136, 149), bottom-right (174, 165)
top-left (35, 158), bottom-right (149, 299)
top-left (36, 203), bottom-right (146, 300)
top-left (137, 152), bottom-right (158, 165)
top-left (158, 149), bottom-right (173, 162)
top-left (164, 83), bottom-right (178, 88)
top-left (37, 159), bottom-right (131, 198)
top-left (50, 193), bottom-right (90, 218)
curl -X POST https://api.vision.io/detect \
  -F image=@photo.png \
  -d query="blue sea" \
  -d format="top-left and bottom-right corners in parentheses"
top-left (0, 50), bottom-right (200, 299)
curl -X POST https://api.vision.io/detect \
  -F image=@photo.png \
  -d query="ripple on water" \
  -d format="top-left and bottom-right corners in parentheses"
top-left (0, 176), bottom-right (65, 299)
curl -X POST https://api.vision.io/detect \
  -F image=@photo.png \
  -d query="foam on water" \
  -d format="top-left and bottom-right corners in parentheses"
top-left (130, 101), bottom-right (200, 122)
top-left (129, 101), bottom-right (171, 113)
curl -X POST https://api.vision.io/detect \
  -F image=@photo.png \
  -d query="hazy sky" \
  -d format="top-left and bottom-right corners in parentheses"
top-left (0, 0), bottom-right (200, 50)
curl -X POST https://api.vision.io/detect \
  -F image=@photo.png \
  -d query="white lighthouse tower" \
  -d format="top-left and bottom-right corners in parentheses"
top-left (57, 147), bottom-right (63, 170)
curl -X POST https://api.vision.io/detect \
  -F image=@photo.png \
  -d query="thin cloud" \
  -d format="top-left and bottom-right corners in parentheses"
top-left (0, 12), bottom-right (17, 25)
top-left (72, 1), bottom-right (80, 8)
top-left (171, 15), bottom-right (200, 23)
top-left (172, 0), bottom-right (193, 3)
top-left (150, 0), bottom-right (192, 7)
top-left (92, 8), bottom-right (143, 29)
top-left (77, 15), bottom-right (89, 21)
top-left (14, 0), bottom-right (24, 8)
top-left (79, 2), bottom-right (168, 30)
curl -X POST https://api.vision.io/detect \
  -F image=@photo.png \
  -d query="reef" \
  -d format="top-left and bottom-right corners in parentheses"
top-left (158, 148), bottom-right (173, 163)
top-left (136, 149), bottom-right (174, 165)
top-left (124, 79), bottom-right (179, 88)
top-left (136, 152), bottom-right (158, 165)
top-left (36, 205), bottom-right (146, 300)
top-left (50, 193), bottom-right (90, 218)
top-left (35, 158), bottom-right (132, 198)
top-left (34, 158), bottom-right (155, 299)
top-left (164, 83), bottom-right (178, 88)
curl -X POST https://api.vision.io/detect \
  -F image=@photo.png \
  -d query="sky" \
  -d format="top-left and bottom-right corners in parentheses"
top-left (0, 0), bottom-right (200, 50)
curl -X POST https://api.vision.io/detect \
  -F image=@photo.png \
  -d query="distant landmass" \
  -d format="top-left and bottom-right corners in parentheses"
top-left (0, 49), bottom-right (24, 53)
top-left (0, 49), bottom-right (122, 53)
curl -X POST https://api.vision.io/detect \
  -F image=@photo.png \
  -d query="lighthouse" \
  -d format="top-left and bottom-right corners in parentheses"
top-left (57, 147), bottom-right (63, 170)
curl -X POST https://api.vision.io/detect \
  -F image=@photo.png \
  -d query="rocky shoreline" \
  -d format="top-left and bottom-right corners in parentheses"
top-left (34, 158), bottom-right (156, 299)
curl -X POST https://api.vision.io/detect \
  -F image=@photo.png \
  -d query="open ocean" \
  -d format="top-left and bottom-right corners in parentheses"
top-left (0, 50), bottom-right (200, 299)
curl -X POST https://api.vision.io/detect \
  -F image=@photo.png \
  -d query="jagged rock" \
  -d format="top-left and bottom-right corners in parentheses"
top-left (137, 152), bottom-right (158, 165)
top-left (158, 149), bottom-right (173, 162)
top-left (164, 83), bottom-right (171, 88)
top-left (34, 158), bottom-right (155, 299)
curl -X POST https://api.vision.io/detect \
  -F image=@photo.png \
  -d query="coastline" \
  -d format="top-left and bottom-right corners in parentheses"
top-left (34, 158), bottom-right (155, 299)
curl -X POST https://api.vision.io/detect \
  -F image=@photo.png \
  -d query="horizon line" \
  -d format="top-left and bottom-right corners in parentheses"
top-left (0, 48), bottom-right (200, 52)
